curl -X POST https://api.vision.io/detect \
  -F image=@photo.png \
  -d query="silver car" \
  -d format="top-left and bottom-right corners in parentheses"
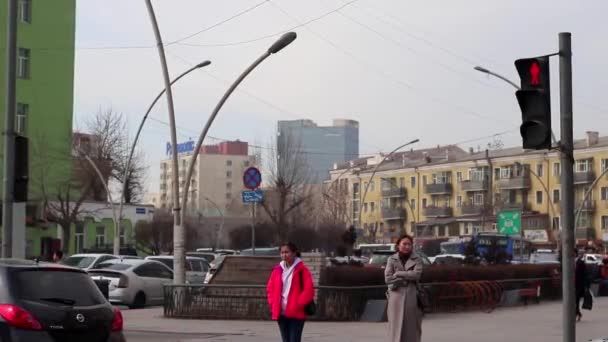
top-left (89, 259), bottom-right (173, 309)
top-left (61, 253), bottom-right (119, 271)
top-left (145, 256), bottom-right (209, 284)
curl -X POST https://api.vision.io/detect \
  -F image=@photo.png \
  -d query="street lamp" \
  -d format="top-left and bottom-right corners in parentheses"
top-left (200, 196), bottom-right (225, 250)
top-left (473, 66), bottom-right (521, 90)
top-left (116, 60), bottom-right (211, 255)
top-left (144, 0), bottom-right (185, 284)
top-left (176, 32), bottom-right (298, 283)
top-left (358, 139), bottom-right (420, 237)
top-left (513, 161), bottom-right (558, 219)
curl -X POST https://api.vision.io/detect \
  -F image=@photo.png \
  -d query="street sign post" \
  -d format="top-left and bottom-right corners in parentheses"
top-left (242, 167), bottom-right (262, 255)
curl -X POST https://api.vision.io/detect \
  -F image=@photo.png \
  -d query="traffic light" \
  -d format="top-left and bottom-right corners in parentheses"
top-left (14, 135), bottom-right (28, 202)
top-left (515, 56), bottom-right (551, 150)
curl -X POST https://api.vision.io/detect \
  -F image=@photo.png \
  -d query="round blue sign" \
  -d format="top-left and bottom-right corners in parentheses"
top-left (243, 167), bottom-right (262, 190)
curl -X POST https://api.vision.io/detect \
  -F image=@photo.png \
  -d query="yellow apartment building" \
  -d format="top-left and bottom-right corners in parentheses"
top-left (328, 132), bottom-right (608, 249)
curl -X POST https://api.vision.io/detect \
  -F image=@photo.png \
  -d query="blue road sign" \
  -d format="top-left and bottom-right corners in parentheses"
top-left (243, 167), bottom-right (262, 190)
top-left (242, 189), bottom-right (264, 203)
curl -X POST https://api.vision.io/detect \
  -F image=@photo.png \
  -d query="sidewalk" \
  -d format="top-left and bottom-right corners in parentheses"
top-left (123, 299), bottom-right (608, 342)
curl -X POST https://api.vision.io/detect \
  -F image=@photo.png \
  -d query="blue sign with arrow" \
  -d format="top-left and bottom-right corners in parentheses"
top-left (242, 189), bottom-right (264, 203)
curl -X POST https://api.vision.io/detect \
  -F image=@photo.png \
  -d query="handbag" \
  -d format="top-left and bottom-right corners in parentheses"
top-left (416, 283), bottom-right (431, 313)
top-left (582, 288), bottom-right (593, 311)
top-left (299, 271), bottom-right (317, 316)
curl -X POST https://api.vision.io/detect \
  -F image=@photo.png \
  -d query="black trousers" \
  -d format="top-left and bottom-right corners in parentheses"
top-left (575, 289), bottom-right (584, 316)
top-left (277, 316), bottom-right (305, 342)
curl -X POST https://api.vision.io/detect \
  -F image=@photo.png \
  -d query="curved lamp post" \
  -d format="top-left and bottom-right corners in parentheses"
top-left (115, 60), bottom-right (211, 255)
top-left (358, 139), bottom-right (420, 236)
top-left (473, 66), bottom-right (521, 90)
top-left (176, 32), bottom-right (298, 283)
top-left (574, 167), bottom-right (608, 241)
top-left (513, 161), bottom-right (558, 219)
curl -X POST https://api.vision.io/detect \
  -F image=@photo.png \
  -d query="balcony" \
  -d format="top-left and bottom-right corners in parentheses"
top-left (574, 171), bottom-right (595, 185)
top-left (425, 183), bottom-right (453, 195)
top-left (381, 207), bottom-right (407, 221)
top-left (461, 203), bottom-right (487, 216)
top-left (496, 173), bottom-right (531, 190)
top-left (576, 199), bottom-right (596, 212)
top-left (382, 187), bottom-right (407, 198)
top-left (575, 227), bottom-right (595, 241)
top-left (497, 202), bottom-right (529, 212)
top-left (423, 206), bottom-right (453, 217)
top-left (461, 179), bottom-right (488, 192)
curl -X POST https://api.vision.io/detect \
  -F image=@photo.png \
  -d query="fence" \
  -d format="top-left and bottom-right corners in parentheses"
top-left (163, 277), bottom-right (557, 321)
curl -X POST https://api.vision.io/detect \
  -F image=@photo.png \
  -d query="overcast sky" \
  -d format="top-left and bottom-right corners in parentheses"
top-left (73, 0), bottom-right (608, 193)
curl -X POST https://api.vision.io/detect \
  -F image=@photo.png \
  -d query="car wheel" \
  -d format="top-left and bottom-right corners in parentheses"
top-left (130, 292), bottom-right (146, 309)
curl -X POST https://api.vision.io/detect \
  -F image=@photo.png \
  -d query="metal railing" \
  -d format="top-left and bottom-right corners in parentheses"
top-left (163, 277), bottom-right (558, 320)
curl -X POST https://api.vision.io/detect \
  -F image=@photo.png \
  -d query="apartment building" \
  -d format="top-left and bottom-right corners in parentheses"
top-left (330, 132), bottom-right (608, 249)
top-left (159, 140), bottom-right (256, 216)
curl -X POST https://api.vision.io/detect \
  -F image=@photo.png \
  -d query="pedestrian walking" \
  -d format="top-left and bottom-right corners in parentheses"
top-left (52, 250), bottom-right (63, 263)
top-left (385, 234), bottom-right (424, 342)
top-left (575, 248), bottom-right (589, 321)
top-left (266, 242), bottom-right (315, 342)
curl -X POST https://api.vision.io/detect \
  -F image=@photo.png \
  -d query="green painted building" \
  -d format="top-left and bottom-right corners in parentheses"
top-left (0, 0), bottom-right (76, 200)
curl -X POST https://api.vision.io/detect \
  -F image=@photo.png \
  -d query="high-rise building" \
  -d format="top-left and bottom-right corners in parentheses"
top-left (277, 119), bottom-right (359, 183)
top-left (0, 0), bottom-right (76, 199)
top-left (159, 140), bottom-right (256, 216)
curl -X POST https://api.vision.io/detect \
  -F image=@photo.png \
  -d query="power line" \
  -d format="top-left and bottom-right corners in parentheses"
top-left (267, 0), bottom-right (510, 124)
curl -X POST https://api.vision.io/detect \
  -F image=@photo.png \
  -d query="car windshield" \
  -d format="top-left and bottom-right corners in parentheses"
top-left (12, 269), bottom-right (106, 306)
top-left (95, 262), bottom-right (133, 270)
top-left (62, 256), bottom-right (95, 268)
top-left (148, 258), bottom-right (174, 270)
top-left (369, 254), bottom-right (390, 265)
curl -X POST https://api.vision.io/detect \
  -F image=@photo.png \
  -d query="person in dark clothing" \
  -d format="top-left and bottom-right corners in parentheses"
top-left (574, 249), bottom-right (588, 321)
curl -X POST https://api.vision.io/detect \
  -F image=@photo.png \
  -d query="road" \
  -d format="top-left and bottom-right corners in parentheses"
top-left (121, 299), bottom-right (608, 341)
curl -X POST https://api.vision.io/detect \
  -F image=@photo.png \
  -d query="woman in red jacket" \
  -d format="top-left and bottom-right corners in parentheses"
top-left (266, 242), bottom-right (315, 342)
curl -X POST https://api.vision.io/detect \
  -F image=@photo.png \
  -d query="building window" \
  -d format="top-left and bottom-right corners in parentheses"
top-left (473, 193), bottom-right (484, 205)
top-left (95, 226), bottom-right (105, 247)
top-left (536, 191), bottom-right (543, 204)
top-left (456, 172), bottom-right (462, 183)
top-left (399, 177), bottom-right (405, 188)
top-left (499, 167), bottom-right (512, 179)
top-left (369, 180), bottom-right (375, 192)
top-left (422, 176), bottom-right (427, 185)
top-left (17, 48), bottom-right (30, 79)
top-left (552, 217), bottom-right (560, 231)
top-left (456, 196), bottom-right (462, 208)
top-left (226, 160), bottom-right (232, 167)
top-left (602, 159), bottom-right (608, 173)
top-left (119, 226), bottom-right (126, 246)
top-left (410, 199), bottom-right (416, 210)
top-left (16, 102), bottom-right (28, 135)
top-left (226, 170), bottom-right (232, 178)
top-left (226, 192), bottom-right (232, 200)
top-left (243, 160), bottom-right (250, 167)
top-left (370, 202), bottom-right (375, 213)
top-left (536, 164), bottom-right (544, 177)
top-left (575, 159), bottom-right (592, 173)
top-left (410, 176), bottom-right (416, 188)
top-left (19, 0), bottom-right (31, 23)
top-left (602, 216), bottom-right (608, 231)
top-left (601, 187), bottom-right (608, 201)
top-left (422, 198), bottom-right (427, 208)
top-left (226, 182), bottom-right (232, 191)
top-left (363, 203), bottom-right (368, 213)
top-left (553, 189), bottom-right (560, 203)
top-left (75, 223), bottom-right (85, 253)
top-left (553, 162), bottom-right (561, 176)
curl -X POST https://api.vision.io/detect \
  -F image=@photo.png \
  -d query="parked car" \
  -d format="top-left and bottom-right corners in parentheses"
top-left (239, 247), bottom-right (280, 256)
top-left (145, 256), bottom-right (210, 284)
top-left (118, 255), bottom-right (142, 260)
top-left (366, 250), bottom-right (431, 268)
top-left (432, 254), bottom-right (465, 265)
top-left (186, 252), bottom-right (218, 264)
top-left (204, 255), bottom-right (227, 284)
top-left (61, 253), bottom-right (119, 271)
top-left (89, 259), bottom-right (173, 309)
top-left (196, 248), bottom-right (237, 255)
top-left (529, 251), bottom-right (559, 264)
top-left (584, 253), bottom-right (605, 265)
top-left (0, 259), bottom-right (125, 341)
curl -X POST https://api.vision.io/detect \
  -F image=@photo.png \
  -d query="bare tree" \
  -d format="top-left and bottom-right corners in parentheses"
top-left (321, 180), bottom-right (351, 228)
top-left (135, 209), bottom-right (199, 254)
top-left (260, 132), bottom-right (313, 242)
top-left (115, 148), bottom-right (147, 204)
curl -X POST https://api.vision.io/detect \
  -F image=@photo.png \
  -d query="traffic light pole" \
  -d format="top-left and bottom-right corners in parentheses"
top-left (558, 32), bottom-right (575, 342)
top-left (2, 0), bottom-right (18, 258)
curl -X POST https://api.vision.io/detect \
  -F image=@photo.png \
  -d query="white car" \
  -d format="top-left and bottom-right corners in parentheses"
top-left (61, 253), bottom-right (119, 271)
top-left (89, 259), bottom-right (174, 309)
top-left (145, 255), bottom-right (210, 284)
top-left (584, 254), bottom-right (605, 265)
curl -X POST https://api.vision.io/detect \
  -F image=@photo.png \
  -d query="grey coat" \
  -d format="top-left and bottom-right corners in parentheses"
top-left (385, 253), bottom-right (423, 342)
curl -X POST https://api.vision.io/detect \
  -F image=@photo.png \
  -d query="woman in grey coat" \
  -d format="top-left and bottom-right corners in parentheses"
top-left (385, 234), bottom-right (423, 342)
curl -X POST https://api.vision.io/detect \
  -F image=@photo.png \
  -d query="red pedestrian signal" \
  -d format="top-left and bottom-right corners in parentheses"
top-left (514, 56), bottom-right (551, 150)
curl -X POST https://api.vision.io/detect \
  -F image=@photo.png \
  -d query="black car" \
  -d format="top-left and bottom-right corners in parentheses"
top-left (0, 259), bottom-right (125, 342)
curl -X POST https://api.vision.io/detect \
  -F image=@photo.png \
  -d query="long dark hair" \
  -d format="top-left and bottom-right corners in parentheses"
top-left (281, 242), bottom-right (301, 258)
top-left (395, 234), bottom-right (414, 253)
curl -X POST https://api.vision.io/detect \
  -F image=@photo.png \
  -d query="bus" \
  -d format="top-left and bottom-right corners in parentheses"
top-left (357, 243), bottom-right (395, 257)
top-left (438, 233), bottom-right (533, 262)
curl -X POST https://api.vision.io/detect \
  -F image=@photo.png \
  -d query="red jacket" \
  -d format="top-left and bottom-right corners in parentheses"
top-left (266, 261), bottom-right (315, 320)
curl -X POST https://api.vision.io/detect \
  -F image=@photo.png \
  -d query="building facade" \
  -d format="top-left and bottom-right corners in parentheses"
top-left (0, 0), bottom-right (76, 199)
top-left (278, 119), bottom-right (359, 183)
top-left (159, 140), bottom-right (256, 216)
top-left (330, 132), bottom-right (608, 249)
